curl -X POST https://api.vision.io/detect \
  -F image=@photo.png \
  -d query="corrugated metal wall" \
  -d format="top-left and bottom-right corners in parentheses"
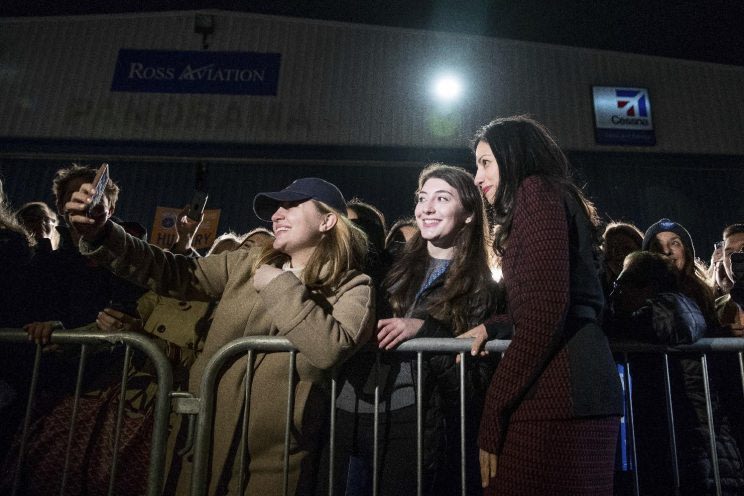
top-left (1, 10), bottom-right (743, 155)
top-left (3, 151), bottom-right (743, 259)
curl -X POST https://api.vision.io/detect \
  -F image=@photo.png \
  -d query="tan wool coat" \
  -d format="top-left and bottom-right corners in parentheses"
top-left (80, 222), bottom-right (375, 495)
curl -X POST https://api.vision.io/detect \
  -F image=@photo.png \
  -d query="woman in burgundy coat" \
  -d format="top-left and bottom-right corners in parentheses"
top-left (465, 115), bottom-right (623, 495)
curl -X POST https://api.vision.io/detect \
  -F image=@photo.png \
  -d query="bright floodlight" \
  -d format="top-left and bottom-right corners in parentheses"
top-left (433, 74), bottom-right (463, 102)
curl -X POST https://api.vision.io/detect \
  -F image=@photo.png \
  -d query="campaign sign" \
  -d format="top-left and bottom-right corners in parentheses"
top-left (150, 206), bottom-right (221, 251)
top-left (592, 86), bottom-right (655, 146)
top-left (111, 49), bottom-right (281, 95)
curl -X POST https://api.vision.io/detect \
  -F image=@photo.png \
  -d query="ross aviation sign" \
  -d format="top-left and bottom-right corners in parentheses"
top-left (111, 49), bottom-right (281, 95)
top-left (592, 86), bottom-right (655, 146)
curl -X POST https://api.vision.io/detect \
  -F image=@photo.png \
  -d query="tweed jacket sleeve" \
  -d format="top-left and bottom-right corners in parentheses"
top-left (478, 177), bottom-right (571, 454)
top-left (80, 221), bottom-right (250, 302)
top-left (257, 270), bottom-right (375, 370)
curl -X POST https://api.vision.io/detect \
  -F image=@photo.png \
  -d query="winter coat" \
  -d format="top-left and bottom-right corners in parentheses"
top-left (479, 177), bottom-right (623, 456)
top-left (336, 262), bottom-right (500, 494)
top-left (80, 221), bottom-right (375, 495)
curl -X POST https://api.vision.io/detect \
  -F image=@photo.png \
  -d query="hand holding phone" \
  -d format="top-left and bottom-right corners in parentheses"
top-left (87, 163), bottom-right (109, 216)
top-left (64, 163), bottom-right (111, 241)
top-left (187, 190), bottom-right (208, 221)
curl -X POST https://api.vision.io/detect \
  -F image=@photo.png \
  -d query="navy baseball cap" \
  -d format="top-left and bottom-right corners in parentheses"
top-left (253, 177), bottom-right (347, 222)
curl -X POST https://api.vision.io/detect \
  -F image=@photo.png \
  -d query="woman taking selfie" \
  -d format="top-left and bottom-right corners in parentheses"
top-left (469, 116), bottom-right (623, 495)
top-left (65, 176), bottom-right (374, 495)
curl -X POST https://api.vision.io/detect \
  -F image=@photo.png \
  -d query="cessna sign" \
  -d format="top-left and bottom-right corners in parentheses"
top-left (592, 86), bottom-right (655, 146)
top-left (111, 49), bottom-right (281, 95)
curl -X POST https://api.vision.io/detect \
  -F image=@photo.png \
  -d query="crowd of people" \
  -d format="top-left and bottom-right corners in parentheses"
top-left (0, 114), bottom-right (743, 495)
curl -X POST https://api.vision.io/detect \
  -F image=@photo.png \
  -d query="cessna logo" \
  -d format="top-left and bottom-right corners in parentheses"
top-left (592, 86), bottom-right (655, 145)
top-left (611, 89), bottom-right (650, 125)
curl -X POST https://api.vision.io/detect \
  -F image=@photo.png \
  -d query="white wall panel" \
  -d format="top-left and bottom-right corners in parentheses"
top-left (1, 10), bottom-right (743, 154)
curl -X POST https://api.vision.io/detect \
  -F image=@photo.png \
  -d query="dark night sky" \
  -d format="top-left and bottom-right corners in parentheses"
top-left (2, 0), bottom-right (744, 67)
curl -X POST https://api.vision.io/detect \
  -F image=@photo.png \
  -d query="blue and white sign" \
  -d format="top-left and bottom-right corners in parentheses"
top-left (111, 49), bottom-right (281, 95)
top-left (592, 86), bottom-right (655, 146)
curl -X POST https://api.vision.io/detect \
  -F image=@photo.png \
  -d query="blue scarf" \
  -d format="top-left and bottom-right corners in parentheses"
top-left (414, 259), bottom-right (450, 303)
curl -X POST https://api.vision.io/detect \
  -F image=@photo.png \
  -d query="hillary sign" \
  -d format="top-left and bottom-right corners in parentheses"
top-left (111, 49), bottom-right (281, 95)
top-left (592, 86), bottom-right (655, 146)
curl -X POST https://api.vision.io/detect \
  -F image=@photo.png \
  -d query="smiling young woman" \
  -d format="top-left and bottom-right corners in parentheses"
top-left (63, 175), bottom-right (374, 495)
top-left (325, 163), bottom-right (502, 496)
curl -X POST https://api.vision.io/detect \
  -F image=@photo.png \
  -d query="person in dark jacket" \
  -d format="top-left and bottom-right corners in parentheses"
top-left (642, 218), bottom-right (719, 329)
top-left (467, 115), bottom-right (623, 496)
top-left (323, 164), bottom-right (501, 496)
top-left (610, 250), bottom-right (744, 496)
top-left (601, 221), bottom-right (644, 301)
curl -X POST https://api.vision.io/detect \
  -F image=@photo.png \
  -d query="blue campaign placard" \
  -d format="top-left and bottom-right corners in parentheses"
top-left (111, 49), bottom-right (281, 95)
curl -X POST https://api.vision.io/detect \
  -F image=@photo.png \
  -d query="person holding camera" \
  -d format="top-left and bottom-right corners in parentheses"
top-left (63, 176), bottom-right (374, 495)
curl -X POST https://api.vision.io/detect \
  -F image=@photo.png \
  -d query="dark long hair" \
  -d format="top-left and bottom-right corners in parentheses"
top-left (471, 115), bottom-right (600, 256)
top-left (647, 233), bottom-right (718, 326)
top-left (383, 163), bottom-right (494, 334)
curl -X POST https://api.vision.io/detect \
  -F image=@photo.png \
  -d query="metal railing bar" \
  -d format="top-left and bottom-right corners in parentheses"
top-left (372, 352), bottom-right (380, 496)
top-left (459, 353), bottom-right (466, 496)
top-left (328, 375), bottom-right (337, 496)
top-left (283, 351), bottom-right (297, 496)
top-left (0, 329), bottom-right (175, 496)
top-left (416, 352), bottom-right (422, 496)
top-left (662, 354), bottom-right (680, 489)
top-left (238, 350), bottom-right (255, 496)
top-left (191, 337), bottom-right (296, 496)
top-left (701, 354), bottom-right (722, 496)
top-left (60, 343), bottom-right (88, 496)
top-left (11, 344), bottom-right (42, 496)
top-left (108, 344), bottom-right (133, 496)
top-left (622, 355), bottom-right (640, 496)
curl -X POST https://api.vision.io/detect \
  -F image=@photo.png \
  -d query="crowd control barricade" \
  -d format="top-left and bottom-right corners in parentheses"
top-left (613, 338), bottom-right (744, 496)
top-left (0, 327), bottom-right (174, 496)
top-left (189, 336), bottom-right (511, 496)
top-left (4, 330), bottom-right (743, 496)
top-left (191, 336), bottom-right (744, 496)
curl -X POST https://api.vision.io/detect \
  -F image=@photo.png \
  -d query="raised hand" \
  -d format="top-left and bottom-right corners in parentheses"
top-left (64, 183), bottom-right (109, 241)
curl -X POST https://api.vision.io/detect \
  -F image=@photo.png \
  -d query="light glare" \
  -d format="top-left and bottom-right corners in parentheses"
top-left (433, 74), bottom-right (463, 102)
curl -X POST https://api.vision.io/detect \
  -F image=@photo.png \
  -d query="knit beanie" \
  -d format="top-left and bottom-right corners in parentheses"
top-left (641, 218), bottom-right (695, 260)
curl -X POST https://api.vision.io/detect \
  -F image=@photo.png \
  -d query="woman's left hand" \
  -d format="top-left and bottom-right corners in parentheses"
top-left (96, 307), bottom-right (143, 333)
top-left (376, 318), bottom-right (424, 350)
top-left (253, 264), bottom-right (284, 291)
top-left (479, 448), bottom-right (498, 487)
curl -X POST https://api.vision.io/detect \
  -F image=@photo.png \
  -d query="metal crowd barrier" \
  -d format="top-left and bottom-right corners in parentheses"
top-left (4, 329), bottom-right (744, 496)
top-left (0, 328), bottom-right (174, 496)
top-left (190, 337), bottom-right (744, 496)
top-left (612, 338), bottom-right (744, 496)
top-left (188, 337), bottom-right (504, 496)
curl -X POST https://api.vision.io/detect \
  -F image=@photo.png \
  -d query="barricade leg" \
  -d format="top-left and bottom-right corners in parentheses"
top-left (11, 345), bottom-right (42, 496)
top-left (701, 354), bottom-right (722, 496)
top-left (662, 353), bottom-right (680, 490)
